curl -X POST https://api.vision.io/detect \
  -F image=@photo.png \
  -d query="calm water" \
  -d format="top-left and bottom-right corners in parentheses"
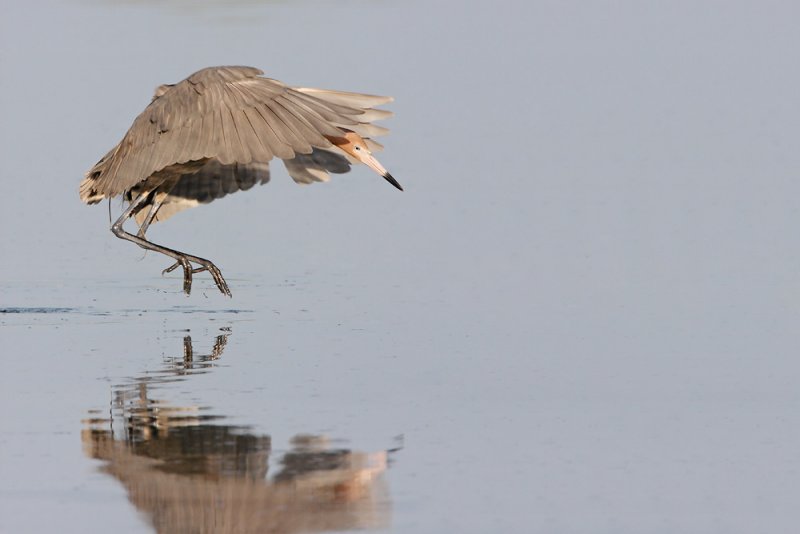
top-left (3, 1), bottom-right (800, 532)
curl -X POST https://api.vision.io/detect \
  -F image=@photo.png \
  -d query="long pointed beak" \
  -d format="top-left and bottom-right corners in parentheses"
top-left (382, 172), bottom-right (404, 191)
top-left (362, 153), bottom-right (403, 191)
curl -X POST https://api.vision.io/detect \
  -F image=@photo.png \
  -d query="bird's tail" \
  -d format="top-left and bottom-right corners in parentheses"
top-left (80, 146), bottom-right (117, 204)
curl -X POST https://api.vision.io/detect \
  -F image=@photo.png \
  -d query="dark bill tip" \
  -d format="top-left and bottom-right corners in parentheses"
top-left (383, 172), bottom-right (404, 191)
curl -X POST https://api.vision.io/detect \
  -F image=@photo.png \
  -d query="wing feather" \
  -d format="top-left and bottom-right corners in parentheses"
top-left (294, 87), bottom-right (393, 108)
top-left (263, 98), bottom-right (314, 154)
top-left (80, 65), bottom-right (395, 201)
top-left (179, 116), bottom-right (202, 163)
top-left (280, 93), bottom-right (350, 137)
top-left (275, 95), bottom-right (336, 146)
top-left (348, 123), bottom-right (391, 138)
top-left (213, 108), bottom-right (231, 164)
top-left (255, 104), bottom-right (296, 159)
top-left (356, 108), bottom-right (394, 122)
top-left (284, 90), bottom-right (361, 124)
top-left (242, 107), bottom-right (275, 161)
top-left (283, 148), bottom-right (352, 185)
top-left (200, 106), bottom-right (218, 160)
top-left (137, 160), bottom-right (272, 223)
top-left (234, 108), bottom-right (266, 162)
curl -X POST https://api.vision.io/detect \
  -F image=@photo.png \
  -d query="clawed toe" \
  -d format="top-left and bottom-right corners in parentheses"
top-left (162, 262), bottom-right (181, 275)
top-left (161, 256), bottom-right (231, 297)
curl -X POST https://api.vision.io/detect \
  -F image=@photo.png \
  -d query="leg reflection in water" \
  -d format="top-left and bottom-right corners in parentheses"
top-left (82, 330), bottom-right (393, 533)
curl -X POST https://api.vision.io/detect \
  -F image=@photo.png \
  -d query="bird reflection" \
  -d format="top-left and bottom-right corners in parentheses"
top-left (83, 330), bottom-right (391, 533)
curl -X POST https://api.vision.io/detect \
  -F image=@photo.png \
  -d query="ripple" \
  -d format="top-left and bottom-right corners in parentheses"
top-left (0, 307), bottom-right (76, 314)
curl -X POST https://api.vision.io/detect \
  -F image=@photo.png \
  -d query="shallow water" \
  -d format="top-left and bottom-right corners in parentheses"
top-left (3, 0), bottom-right (800, 532)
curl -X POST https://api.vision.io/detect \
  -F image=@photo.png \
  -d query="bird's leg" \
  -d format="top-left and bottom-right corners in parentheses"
top-left (136, 195), bottom-right (164, 238)
top-left (112, 192), bottom-right (232, 296)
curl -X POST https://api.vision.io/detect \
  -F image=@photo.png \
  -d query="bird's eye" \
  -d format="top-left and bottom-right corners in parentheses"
top-left (354, 146), bottom-right (361, 151)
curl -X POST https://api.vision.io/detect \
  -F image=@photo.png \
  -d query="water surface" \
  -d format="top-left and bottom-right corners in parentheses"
top-left (3, 1), bottom-right (800, 532)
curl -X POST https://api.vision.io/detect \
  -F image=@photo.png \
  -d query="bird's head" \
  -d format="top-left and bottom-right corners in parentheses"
top-left (326, 131), bottom-right (403, 191)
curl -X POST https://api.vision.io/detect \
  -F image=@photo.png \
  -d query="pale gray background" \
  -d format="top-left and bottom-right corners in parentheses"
top-left (2, 0), bottom-right (800, 532)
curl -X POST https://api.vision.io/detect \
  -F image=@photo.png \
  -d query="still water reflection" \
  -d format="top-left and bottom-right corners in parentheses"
top-left (82, 330), bottom-right (392, 533)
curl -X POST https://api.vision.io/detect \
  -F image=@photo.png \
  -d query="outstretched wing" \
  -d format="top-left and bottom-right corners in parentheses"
top-left (133, 160), bottom-right (272, 225)
top-left (81, 66), bottom-right (393, 203)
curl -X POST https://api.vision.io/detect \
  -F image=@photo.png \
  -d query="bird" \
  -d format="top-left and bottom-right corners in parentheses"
top-left (80, 66), bottom-right (401, 297)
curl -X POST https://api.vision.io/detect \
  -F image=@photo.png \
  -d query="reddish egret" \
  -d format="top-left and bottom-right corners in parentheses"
top-left (80, 66), bottom-right (401, 296)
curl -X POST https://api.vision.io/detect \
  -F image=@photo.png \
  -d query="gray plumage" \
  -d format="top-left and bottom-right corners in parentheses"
top-left (80, 66), bottom-right (399, 296)
top-left (81, 66), bottom-right (393, 204)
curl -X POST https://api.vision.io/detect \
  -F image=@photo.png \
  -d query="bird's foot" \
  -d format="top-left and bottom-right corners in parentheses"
top-left (162, 257), bottom-right (194, 294)
top-left (162, 256), bottom-right (231, 297)
top-left (200, 261), bottom-right (231, 297)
